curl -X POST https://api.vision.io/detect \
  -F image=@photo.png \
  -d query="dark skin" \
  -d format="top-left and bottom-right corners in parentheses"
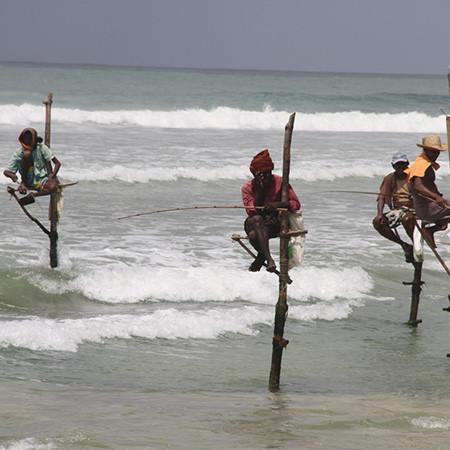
top-left (245, 171), bottom-right (290, 273)
top-left (3, 149), bottom-right (61, 198)
top-left (411, 148), bottom-right (449, 246)
top-left (372, 161), bottom-right (415, 262)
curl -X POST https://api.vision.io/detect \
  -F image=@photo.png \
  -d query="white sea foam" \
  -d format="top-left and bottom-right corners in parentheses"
top-left (50, 162), bottom-right (403, 183)
top-left (28, 265), bottom-right (373, 305)
top-left (1, 161), bottom-right (447, 185)
top-left (0, 307), bottom-right (272, 351)
top-left (289, 301), bottom-right (357, 322)
top-left (410, 416), bottom-right (450, 430)
top-left (0, 103), bottom-right (445, 132)
top-left (0, 438), bottom-right (55, 450)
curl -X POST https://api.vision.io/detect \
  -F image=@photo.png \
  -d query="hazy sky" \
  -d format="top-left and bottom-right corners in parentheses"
top-left (0, 0), bottom-right (449, 74)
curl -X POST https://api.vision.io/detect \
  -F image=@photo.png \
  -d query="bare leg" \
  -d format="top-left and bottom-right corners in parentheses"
top-left (373, 216), bottom-right (413, 262)
top-left (422, 220), bottom-right (450, 249)
top-left (245, 215), bottom-right (277, 272)
top-left (19, 179), bottom-right (58, 205)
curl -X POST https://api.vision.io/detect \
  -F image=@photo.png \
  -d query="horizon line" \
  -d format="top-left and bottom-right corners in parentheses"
top-left (0, 59), bottom-right (446, 77)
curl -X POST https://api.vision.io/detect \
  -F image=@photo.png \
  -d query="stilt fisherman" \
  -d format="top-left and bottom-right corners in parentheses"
top-left (406, 135), bottom-right (449, 248)
top-left (373, 152), bottom-right (415, 262)
top-left (241, 149), bottom-right (301, 273)
top-left (4, 128), bottom-right (61, 206)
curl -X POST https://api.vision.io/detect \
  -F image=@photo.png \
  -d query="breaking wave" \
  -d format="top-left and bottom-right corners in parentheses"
top-left (52, 162), bottom-right (400, 183)
top-left (57, 161), bottom-right (449, 183)
top-left (0, 103), bottom-right (446, 132)
top-left (0, 307), bottom-right (272, 351)
top-left (28, 265), bottom-right (373, 305)
top-left (410, 416), bottom-right (450, 430)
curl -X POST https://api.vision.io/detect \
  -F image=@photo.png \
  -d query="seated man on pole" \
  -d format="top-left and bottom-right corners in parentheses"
top-left (373, 152), bottom-right (415, 263)
top-left (3, 128), bottom-right (61, 206)
top-left (405, 135), bottom-right (449, 248)
top-left (241, 149), bottom-right (301, 273)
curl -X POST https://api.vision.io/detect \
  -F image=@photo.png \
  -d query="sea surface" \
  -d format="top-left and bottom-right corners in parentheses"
top-left (0, 62), bottom-right (449, 449)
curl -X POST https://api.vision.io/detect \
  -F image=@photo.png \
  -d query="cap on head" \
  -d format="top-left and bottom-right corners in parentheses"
top-left (417, 135), bottom-right (448, 152)
top-left (250, 149), bottom-right (274, 175)
top-left (391, 152), bottom-right (409, 166)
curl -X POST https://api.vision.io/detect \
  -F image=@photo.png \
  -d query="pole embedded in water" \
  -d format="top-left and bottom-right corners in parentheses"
top-left (446, 115), bottom-right (450, 169)
top-left (43, 92), bottom-right (58, 268)
top-left (404, 261), bottom-right (424, 327)
top-left (269, 112), bottom-right (296, 392)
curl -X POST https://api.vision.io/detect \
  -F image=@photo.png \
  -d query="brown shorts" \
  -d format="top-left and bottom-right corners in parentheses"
top-left (244, 215), bottom-right (281, 238)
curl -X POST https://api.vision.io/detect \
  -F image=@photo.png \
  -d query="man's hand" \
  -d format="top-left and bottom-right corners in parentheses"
top-left (263, 203), bottom-right (278, 214)
top-left (263, 201), bottom-right (290, 214)
top-left (18, 183), bottom-right (27, 195)
top-left (374, 214), bottom-right (385, 226)
top-left (436, 196), bottom-right (448, 208)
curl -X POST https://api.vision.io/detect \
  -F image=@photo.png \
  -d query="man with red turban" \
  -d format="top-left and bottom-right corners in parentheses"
top-left (241, 149), bottom-right (301, 272)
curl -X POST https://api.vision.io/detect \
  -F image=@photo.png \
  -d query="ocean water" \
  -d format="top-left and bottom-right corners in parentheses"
top-left (0, 62), bottom-right (449, 449)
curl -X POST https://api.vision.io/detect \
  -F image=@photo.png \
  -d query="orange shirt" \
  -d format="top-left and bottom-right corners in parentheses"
top-left (405, 152), bottom-right (440, 180)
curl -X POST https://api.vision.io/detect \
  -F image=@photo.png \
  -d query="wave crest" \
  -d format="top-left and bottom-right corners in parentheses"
top-left (0, 103), bottom-right (446, 132)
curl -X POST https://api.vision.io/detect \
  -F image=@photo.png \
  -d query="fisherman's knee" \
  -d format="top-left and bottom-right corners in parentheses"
top-left (372, 217), bottom-right (380, 230)
top-left (247, 230), bottom-right (257, 241)
top-left (44, 179), bottom-right (57, 193)
top-left (247, 215), bottom-right (264, 227)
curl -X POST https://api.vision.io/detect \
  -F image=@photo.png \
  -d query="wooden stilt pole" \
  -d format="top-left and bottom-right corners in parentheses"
top-left (404, 262), bottom-right (424, 327)
top-left (269, 112), bottom-right (296, 392)
top-left (446, 115), bottom-right (450, 169)
top-left (43, 93), bottom-right (58, 268)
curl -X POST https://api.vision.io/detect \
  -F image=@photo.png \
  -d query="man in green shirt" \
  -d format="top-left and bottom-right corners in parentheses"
top-left (4, 128), bottom-right (61, 206)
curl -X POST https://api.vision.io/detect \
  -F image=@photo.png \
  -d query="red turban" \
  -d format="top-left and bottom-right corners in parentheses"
top-left (250, 149), bottom-right (274, 175)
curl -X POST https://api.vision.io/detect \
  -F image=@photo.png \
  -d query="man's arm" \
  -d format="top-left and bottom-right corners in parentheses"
top-left (375, 195), bottom-right (386, 224)
top-left (374, 175), bottom-right (392, 225)
top-left (48, 156), bottom-right (61, 178)
top-left (242, 183), bottom-right (258, 216)
top-left (265, 185), bottom-right (300, 213)
top-left (413, 174), bottom-right (446, 207)
top-left (3, 169), bottom-right (18, 182)
top-left (4, 149), bottom-right (22, 182)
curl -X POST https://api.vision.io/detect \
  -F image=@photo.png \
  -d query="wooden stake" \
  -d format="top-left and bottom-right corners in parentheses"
top-left (269, 112), bottom-right (296, 392)
top-left (446, 115), bottom-right (450, 169)
top-left (43, 93), bottom-right (58, 268)
top-left (404, 261), bottom-right (424, 327)
top-left (7, 187), bottom-right (50, 236)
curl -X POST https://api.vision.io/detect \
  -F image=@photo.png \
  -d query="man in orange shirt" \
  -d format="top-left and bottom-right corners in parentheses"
top-left (406, 135), bottom-right (449, 248)
top-left (373, 152), bottom-right (415, 262)
top-left (242, 149), bottom-right (301, 273)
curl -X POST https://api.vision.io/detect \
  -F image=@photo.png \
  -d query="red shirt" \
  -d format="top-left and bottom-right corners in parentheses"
top-left (241, 174), bottom-right (301, 216)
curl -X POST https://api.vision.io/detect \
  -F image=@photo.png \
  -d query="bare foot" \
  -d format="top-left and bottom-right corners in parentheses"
top-left (266, 258), bottom-right (276, 272)
top-left (249, 254), bottom-right (265, 272)
top-left (18, 193), bottom-right (35, 206)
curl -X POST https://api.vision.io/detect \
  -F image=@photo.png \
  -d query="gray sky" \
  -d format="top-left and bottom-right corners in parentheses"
top-left (0, 0), bottom-right (449, 74)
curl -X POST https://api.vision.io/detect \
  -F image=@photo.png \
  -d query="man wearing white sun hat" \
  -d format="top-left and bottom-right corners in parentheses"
top-left (406, 135), bottom-right (449, 248)
top-left (373, 151), bottom-right (415, 262)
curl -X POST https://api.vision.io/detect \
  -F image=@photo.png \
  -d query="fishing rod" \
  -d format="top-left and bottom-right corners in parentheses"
top-left (117, 205), bottom-right (288, 220)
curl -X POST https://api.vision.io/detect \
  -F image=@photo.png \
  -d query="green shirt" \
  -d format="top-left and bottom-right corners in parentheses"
top-left (7, 144), bottom-right (53, 187)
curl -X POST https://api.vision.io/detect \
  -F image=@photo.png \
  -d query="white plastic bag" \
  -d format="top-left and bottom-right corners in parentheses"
top-left (288, 212), bottom-right (306, 270)
top-left (413, 219), bottom-right (424, 263)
